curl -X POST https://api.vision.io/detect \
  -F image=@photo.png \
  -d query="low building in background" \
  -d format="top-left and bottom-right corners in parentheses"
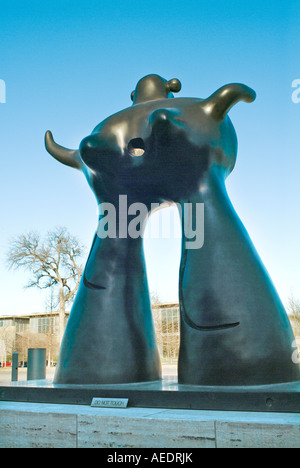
top-left (152, 303), bottom-right (180, 362)
top-left (0, 312), bottom-right (70, 365)
top-left (0, 305), bottom-right (298, 366)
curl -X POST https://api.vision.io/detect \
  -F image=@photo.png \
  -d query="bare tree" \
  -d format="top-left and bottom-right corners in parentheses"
top-left (288, 294), bottom-right (300, 317)
top-left (151, 292), bottom-right (180, 361)
top-left (44, 288), bottom-right (60, 366)
top-left (0, 327), bottom-right (15, 364)
top-left (150, 290), bottom-right (161, 306)
top-left (7, 227), bottom-right (84, 343)
top-left (287, 294), bottom-right (300, 341)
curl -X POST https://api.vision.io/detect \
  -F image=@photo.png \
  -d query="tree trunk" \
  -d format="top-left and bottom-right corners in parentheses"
top-left (58, 285), bottom-right (66, 344)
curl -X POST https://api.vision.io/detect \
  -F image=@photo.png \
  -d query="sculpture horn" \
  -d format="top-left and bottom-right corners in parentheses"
top-left (203, 83), bottom-right (256, 122)
top-left (45, 131), bottom-right (81, 169)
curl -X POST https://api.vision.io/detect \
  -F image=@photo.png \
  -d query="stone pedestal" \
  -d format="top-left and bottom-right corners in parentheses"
top-left (0, 401), bottom-right (299, 448)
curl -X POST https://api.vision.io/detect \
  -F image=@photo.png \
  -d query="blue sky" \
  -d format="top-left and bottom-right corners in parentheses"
top-left (0, 0), bottom-right (299, 315)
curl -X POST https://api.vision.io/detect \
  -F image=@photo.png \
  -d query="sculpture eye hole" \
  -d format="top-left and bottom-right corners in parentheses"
top-left (128, 138), bottom-right (145, 157)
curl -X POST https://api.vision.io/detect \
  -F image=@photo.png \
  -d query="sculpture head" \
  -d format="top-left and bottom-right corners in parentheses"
top-left (45, 74), bottom-right (255, 203)
top-left (130, 74), bottom-right (182, 104)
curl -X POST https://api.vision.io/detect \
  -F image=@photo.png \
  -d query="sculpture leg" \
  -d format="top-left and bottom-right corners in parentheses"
top-left (54, 234), bottom-right (161, 384)
top-left (178, 169), bottom-right (300, 386)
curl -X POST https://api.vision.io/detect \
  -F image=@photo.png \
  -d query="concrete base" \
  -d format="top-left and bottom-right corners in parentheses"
top-left (0, 401), bottom-right (299, 448)
top-left (1, 377), bottom-right (300, 413)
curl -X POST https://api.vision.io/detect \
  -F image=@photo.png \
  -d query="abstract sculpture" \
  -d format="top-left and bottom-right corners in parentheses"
top-left (45, 74), bottom-right (300, 386)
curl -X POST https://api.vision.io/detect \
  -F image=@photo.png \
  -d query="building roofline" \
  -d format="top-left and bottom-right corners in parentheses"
top-left (152, 303), bottom-right (179, 309)
top-left (0, 306), bottom-right (297, 319)
top-left (0, 311), bottom-right (70, 320)
top-left (0, 304), bottom-right (180, 320)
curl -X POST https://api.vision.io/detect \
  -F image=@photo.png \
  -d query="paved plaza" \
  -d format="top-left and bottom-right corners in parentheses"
top-left (0, 364), bottom-right (177, 384)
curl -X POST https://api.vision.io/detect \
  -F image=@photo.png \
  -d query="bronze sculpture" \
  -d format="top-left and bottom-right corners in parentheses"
top-left (45, 74), bottom-right (300, 386)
